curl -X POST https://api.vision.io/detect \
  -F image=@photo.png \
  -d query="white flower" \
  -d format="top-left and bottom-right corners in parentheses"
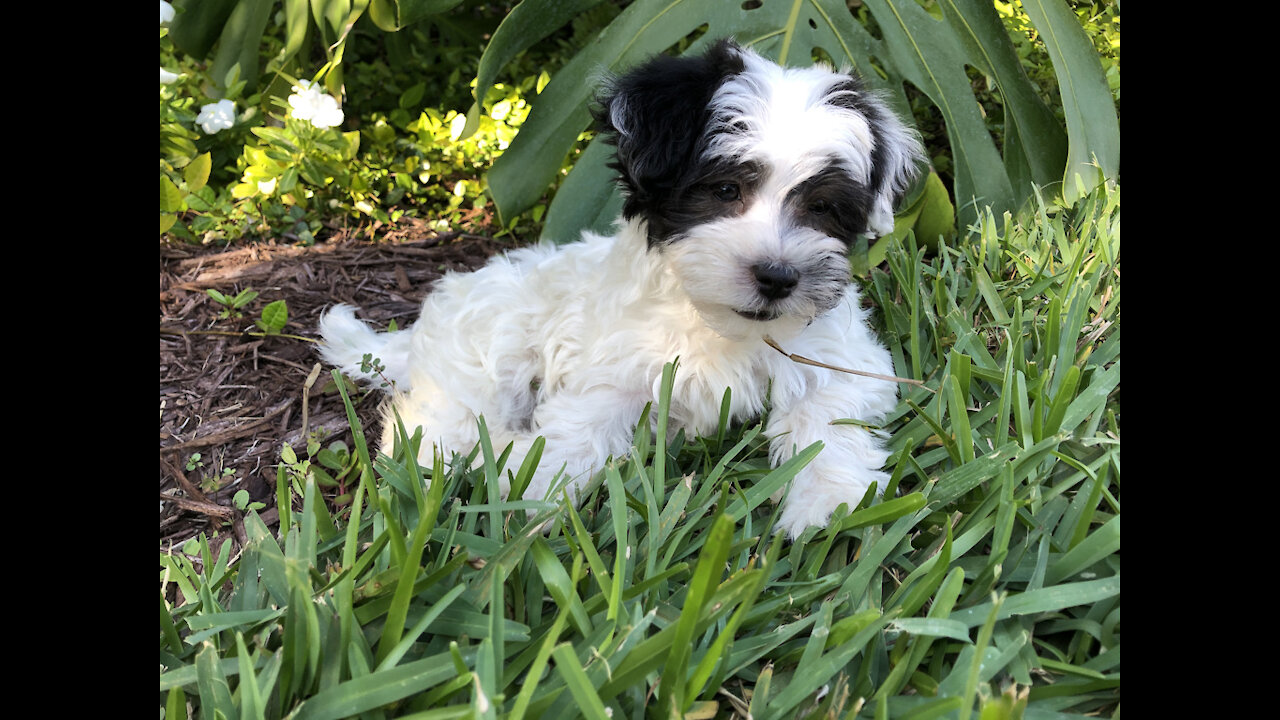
top-left (287, 80), bottom-right (344, 129)
top-left (160, 1), bottom-right (175, 25)
top-left (160, 67), bottom-right (179, 84)
top-left (196, 99), bottom-right (236, 134)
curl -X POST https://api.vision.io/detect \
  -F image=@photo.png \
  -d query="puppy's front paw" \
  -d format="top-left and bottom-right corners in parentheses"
top-left (776, 464), bottom-right (888, 539)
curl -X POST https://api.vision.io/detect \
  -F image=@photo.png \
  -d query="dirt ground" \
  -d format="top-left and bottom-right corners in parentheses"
top-left (159, 221), bottom-right (509, 552)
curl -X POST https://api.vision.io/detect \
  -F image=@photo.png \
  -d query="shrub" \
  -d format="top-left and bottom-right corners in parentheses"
top-left (158, 1), bottom-right (578, 245)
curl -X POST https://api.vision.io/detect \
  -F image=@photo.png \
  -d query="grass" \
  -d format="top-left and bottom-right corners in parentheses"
top-left (160, 182), bottom-right (1119, 719)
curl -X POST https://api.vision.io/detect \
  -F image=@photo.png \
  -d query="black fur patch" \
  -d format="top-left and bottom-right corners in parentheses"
top-left (648, 157), bottom-right (766, 243)
top-left (593, 39), bottom-right (747, 245)
top-left (787, 165), bottom-right (874, 243)
top-left (827, 78), bottom-right (898, 209)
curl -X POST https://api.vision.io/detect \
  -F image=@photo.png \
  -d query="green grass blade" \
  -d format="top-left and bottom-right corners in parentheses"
top-left (1046, 515), bottom-right (1119, 586)
top-left (764, 613), bottom-right (893, 716)
top-left (550, 644), bottom-right (612, 719)
top-left (838, 492), bottom-right (927, 532)
top-left (292, 647), bottom-right (477, 720)
top-left (234, 632), bottom-right (265, 720)
top-left (376, 585), bottom-right (466, 672)
top-left (194, 642), bottom-right (235, 720)
top-left (530, 539), bottom-right (593, 635)
top-left (659, 512), bottom-right (734, 713)
top-left (375, 452), bottom-right (441, 667)
top-left (507, 602), bottom-right (572, 720)
top-left (951, 576), bottom-right (1121, 628)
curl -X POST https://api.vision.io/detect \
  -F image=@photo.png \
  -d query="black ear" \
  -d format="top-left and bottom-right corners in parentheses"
top-left (828, 79), bottom-right (925, 237)
top-left (593, 39), bottom-right (745, 220)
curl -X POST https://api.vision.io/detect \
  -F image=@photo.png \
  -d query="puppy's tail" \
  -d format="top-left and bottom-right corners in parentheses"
top-left (317, 304), bottom-right (414, 391)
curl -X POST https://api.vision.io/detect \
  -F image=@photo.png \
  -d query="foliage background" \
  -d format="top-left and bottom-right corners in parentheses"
top-left (160, 0), bottom-right (1119, 250)
top-left (160, 1), bottom-right (1119, 718)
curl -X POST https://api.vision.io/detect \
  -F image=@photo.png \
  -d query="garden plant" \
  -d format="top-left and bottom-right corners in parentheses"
top-left (160, 1), bottom-right (1119, 717)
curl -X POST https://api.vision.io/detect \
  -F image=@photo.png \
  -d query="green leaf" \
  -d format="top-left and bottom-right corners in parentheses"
top-left (281, 0), bottom-right (311, 65)
top-left (194, 642), bottom-right (236, 720)
top-left (551, 644), bottom-right (613, 719)
top-left (871, 171), bottom-right (956, 265)
top-left (530, 540), bottom-right (593, 636)
top-left (160, 174), bottom-right (184, 213)
top-left (950, 576), bottom-right (1121, 628)
top-left (890, 617), bottom-right (972, 643)
top-left (251, 126), bottom-right (301, 154)
top-left (837, 492), bottom-right (927, 532)
top-left (257, 300), bottom-right (289, 334)
top-left (1020, 0), bottom-right (1121, 202)
top-left (659, 512), bottom-right (734, 712)
top-left (183, 152), bottom-right (212, 193)
top-left (941, 0), bottom-right (1068, 195)
top-left (399, 82), bottom-right (426, 110)
top-left (368, 0), bottom-right (467, 32)
top-left (465, 0), bottom-right (606, 138)
top-left (341, 131), bottom-right (362, 161)
top-left (231, 289), bottom-right (260, 309)
top-left (292, 647), bottom-right (477, 720)
top-left (1046, 515), bottom-right (1119, 585)
top-left (234, 632), bottom-right (265, 720)
top-left (210, 0), bottom-right (274, 95)
top-left (928, 441), bottom-right (1022, 507)
top-left (865, 0), bottom-right (1015, 227)
top-left (164, 686), bottom-right (187, 720)
top-left (168, 0), bottom-right (240, 59)
top-left (540, 138), bottom-right (626, 242)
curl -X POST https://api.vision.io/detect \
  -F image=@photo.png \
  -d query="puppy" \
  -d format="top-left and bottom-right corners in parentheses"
top-left (318, 39), bottom-right (924, 537)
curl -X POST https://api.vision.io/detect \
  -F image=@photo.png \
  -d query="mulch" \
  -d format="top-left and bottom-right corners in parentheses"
top-left (159, 219), bottom-right (510, 551)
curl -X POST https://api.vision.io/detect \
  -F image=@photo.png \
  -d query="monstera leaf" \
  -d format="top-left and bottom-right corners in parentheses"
top-left (1019, 0), bottom-right (1120, 203)
top-left (479, 0), bottom-right (1118, 242)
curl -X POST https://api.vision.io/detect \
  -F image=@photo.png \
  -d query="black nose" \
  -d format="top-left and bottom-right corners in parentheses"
top-left (752, 262), bottom-right (799, 300)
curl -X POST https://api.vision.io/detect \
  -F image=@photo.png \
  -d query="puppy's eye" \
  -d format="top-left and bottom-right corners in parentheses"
top-left (808, 199), bottom-right (829, 215)
top-left (712, 183), bottom-right (741, 202)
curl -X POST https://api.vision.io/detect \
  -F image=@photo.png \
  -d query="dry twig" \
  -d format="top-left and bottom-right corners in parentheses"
top-left (762, 335), bottom-right (934, 393)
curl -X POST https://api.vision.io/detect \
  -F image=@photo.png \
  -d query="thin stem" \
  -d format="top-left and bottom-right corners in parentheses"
top-left (762, 335), bottom-right (934, 393)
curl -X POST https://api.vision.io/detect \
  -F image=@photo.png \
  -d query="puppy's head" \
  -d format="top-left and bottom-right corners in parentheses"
top-left (595, 39), bottom-right (925, 337)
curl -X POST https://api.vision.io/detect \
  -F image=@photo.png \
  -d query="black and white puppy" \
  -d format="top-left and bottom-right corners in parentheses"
top-left (319, 39), bottom-right (924, 537)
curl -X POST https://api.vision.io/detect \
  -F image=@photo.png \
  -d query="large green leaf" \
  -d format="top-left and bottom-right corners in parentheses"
top-left (368, 0), bottom-right (468, 31)
top-left (1020, 0), bottom-right (1120, 202)
top-left (862, 0), bottom-right (1014, 228)
top-left (470, 0), bottom-right (607, 113)
top-left (939, 0), bottom-right (1068, 200)
top-left (169, 0), bottom-right (240, 59)
top-left (282, 0), bottom-right (312, 65)
top-left (210, 0), bottom-right (276, 95)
